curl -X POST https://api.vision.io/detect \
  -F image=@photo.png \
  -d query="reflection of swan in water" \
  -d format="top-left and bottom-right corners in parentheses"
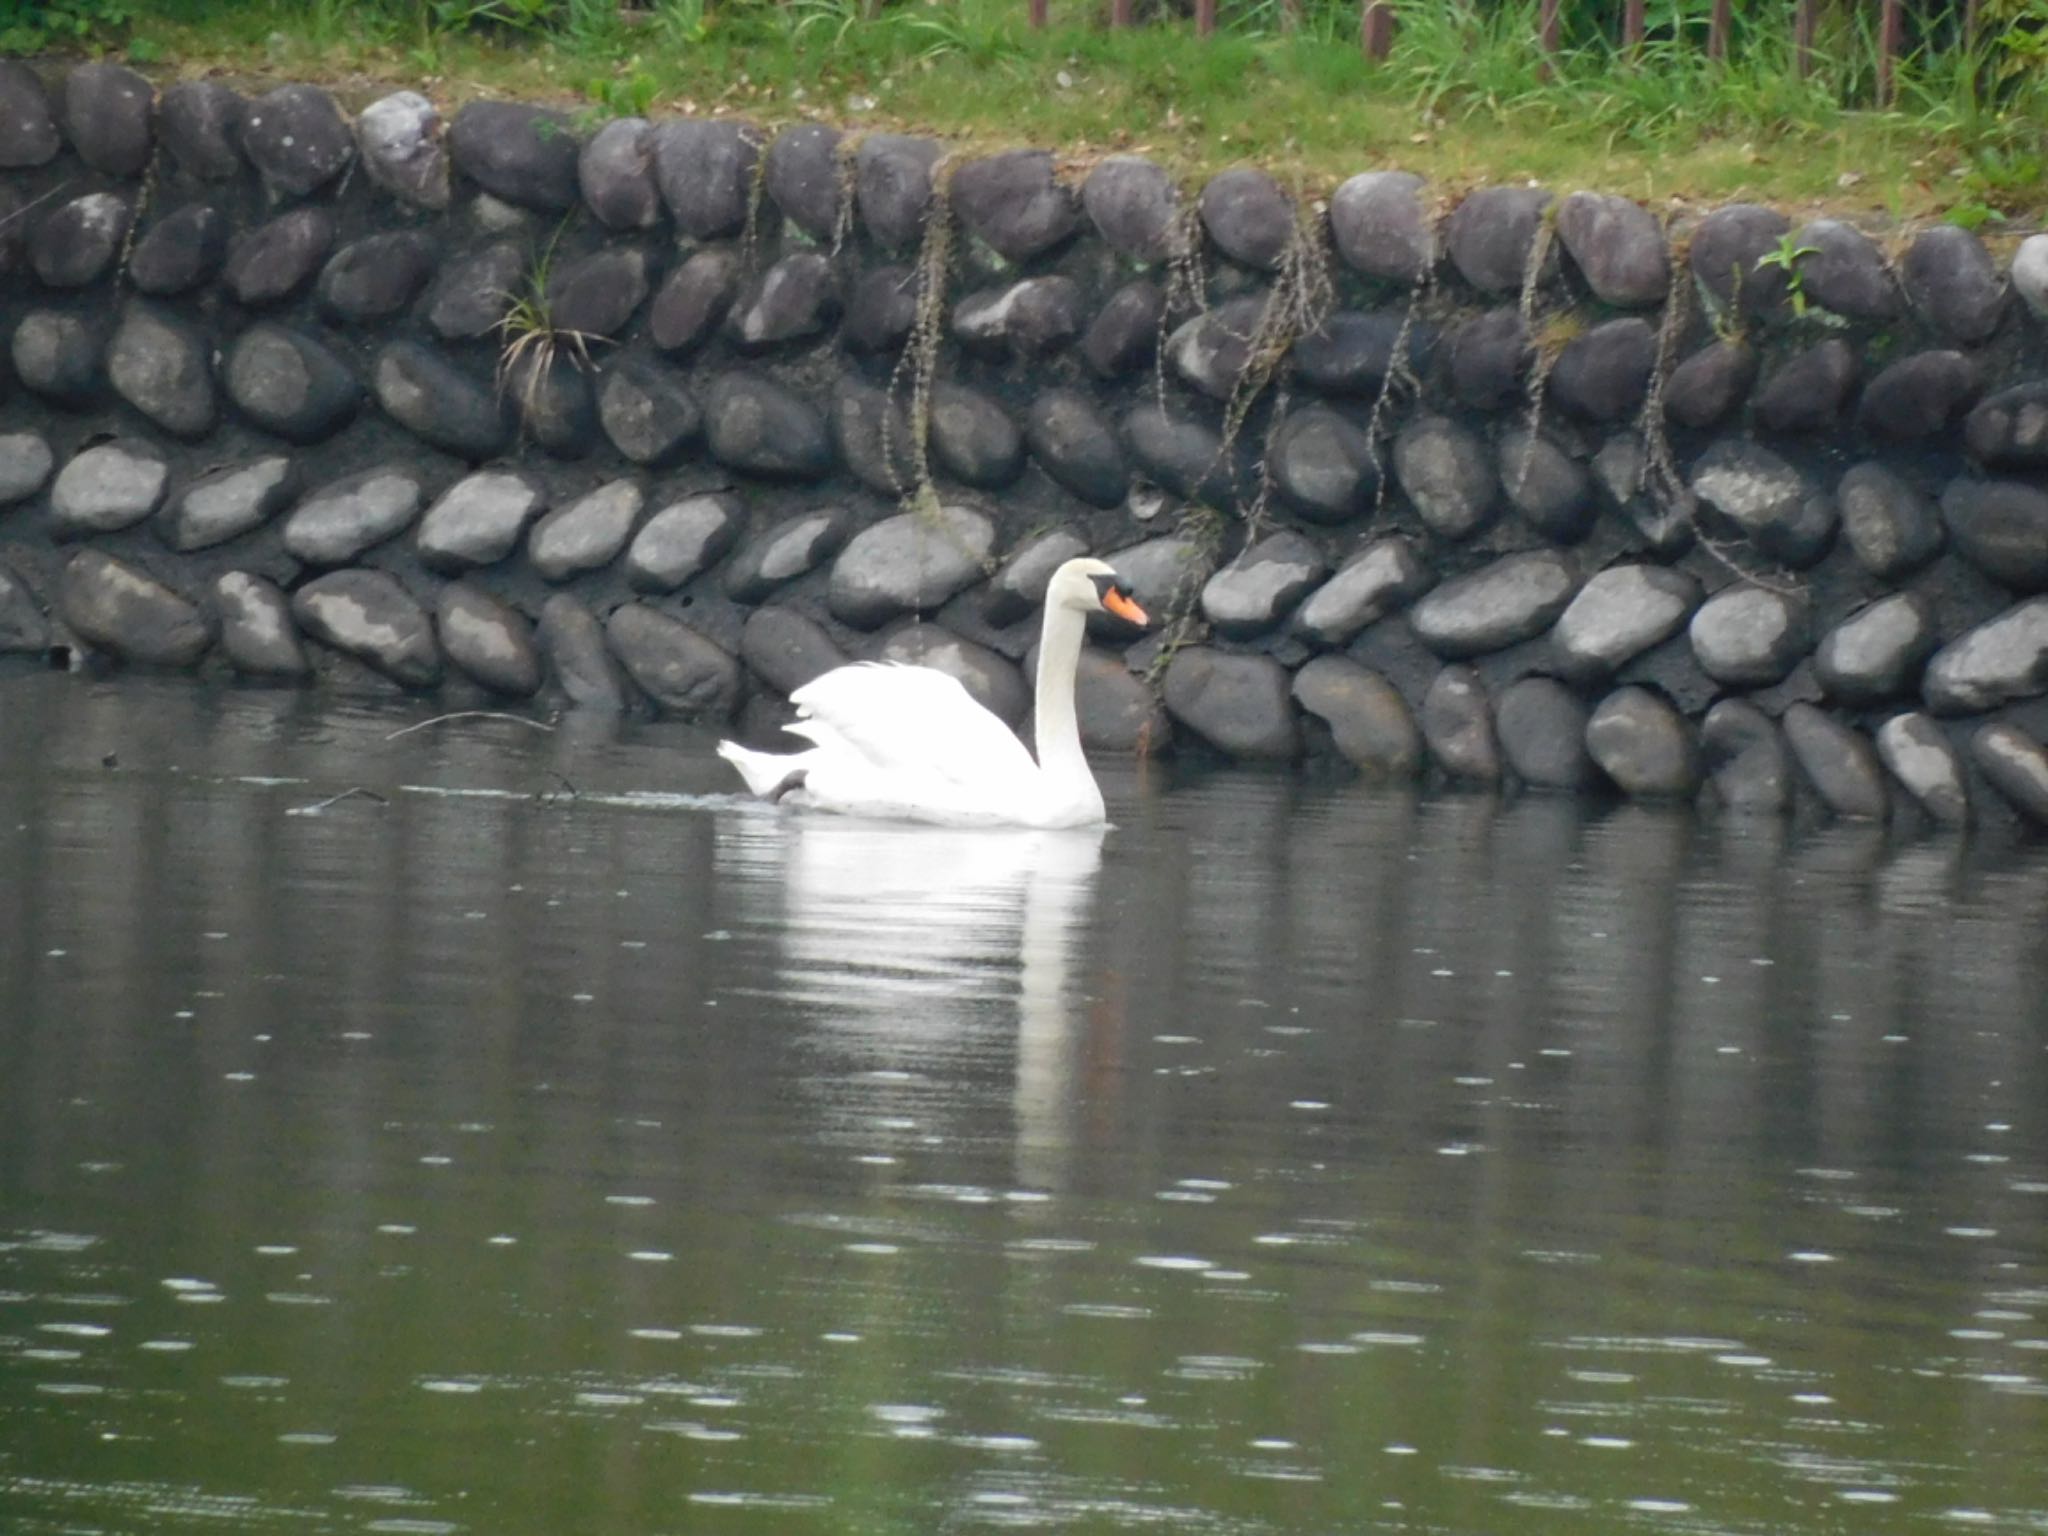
top-left (721, 813), bottom-right (1104, 1186)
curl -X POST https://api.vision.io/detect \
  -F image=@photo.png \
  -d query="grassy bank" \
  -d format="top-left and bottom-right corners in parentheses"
top-left (9, 0), bottom-right (2047, 224)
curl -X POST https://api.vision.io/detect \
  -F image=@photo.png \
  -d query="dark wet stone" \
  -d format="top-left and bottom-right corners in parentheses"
top-left (50, 440), bottom-right (168, 535)
top-left (724, 507), bottom-right (853, 602)
top-left (1902, 224), bottom-right (2006, 345)
top-left (546, 247), bottom-right (650, 338)
top-left (421, 241), bottom-right (520, 342)
top-left (727, 252), bottom-right (838, 350)
top-left (1122, 405), bottom-right (1234, 507)
top-left (1294, 656), bottom-right (1421, 776)
top-left (577, 116), bottom-right (659, 230)
top-left (1793, 219), bottom-right (1899, 320)
top-left (223, 323), bottom-right (360, 445)
top-left (1498, 429), bottom-right (1593, 542)
top-left (986, 529), bottom-right (1090, 626)
top-left (1329, 169), bottom-right (1434, 283)
top-left (240, 84), bottom-right (354, 199)
top-left (1421, 665), bottom-right (1500, 783)
top-left (373, 342), bottom-right (508, 460)
top-left (951, 150), bottom-right (1079, 262)
top-left (1163, 648), bottom-right (1299, 760)
top-left (437, 581), bottom-right (541, 697)
top-left (1267, 405), bottom-right (1376, 526)
top-left (293, 570), bottom-right (439, 687)
top-left (1166, 295), bottom-right (1263, 401)
top-left (854, 134), bottom-right (940, 250)
top-left (224, 207), bottom-right (335, 307)
top-left (1688, 585), bottom-right (1810, 687)
top-left (1940, 478), bottom-right (2048, 591)
top-left (538, 593), bottom-right (627, 710)
top-left (1393, 415), bottom-right (1497, 539)
top-left (828, 506), bottom-right (996, 629)
top-left (955, 277), bottom-right (1084, 359)
top-left (159, 80), bottom-right (244, 181)
top-left (1293, 310), bottom-right (1431, 396)
top-left (502, 343), bottom-right (599, 456)
top-left (60, 550), bottom-right (209, 669)
top-left (356, 90), bottom-right (447, 209)
top-left (1411, 551), bottom-right (1576, 659)
top-left (1963, 381), bottom-right (2048, 470)
top-left (159, 456), bottom-right (298, 553)
top-left (317, 230), bottom-right (437, 322)
top-left (649, 246), bottom-right (743, 354)
top-left (874, 627), bottom-right (1028, 726)
top-left (1752, 338), bottom-right (1859, 436)
top-left (1082, 155), bottom-right (1178, 264)
top-left (31, 192), bottom-right (130, 287)
top-left (1446, 308), bottom-right (1528, 411)
top-left (1496, 677), bottom-right (1592, 790)
top-left (416, 471), bottom-right (547, 573)
top-left (1200, 532), bottom-right (1326, 639)
top-left (705, 373), bottom-right (832, 481)
top-left (10, 311), bottom-right (98, 405)
top-left (1858, 350), bottom-right (1978, 441)
top-left (1445, 186), bottom-right (1552, 297)
top-left (1689, 440), bottom-right (1835, 567)
top-left (1293, 537), bottom-right (1431, 647)
top-left (1689, 203), bottom-right (1792, 323)
top-left (449, 100), bottom-right (578, 211)
top-left (1550, 317), bottom-right (1655, 422)
top-left (0, 61), bottom-right (61, 167)
top-left (1105, 535), bottom-right (1215, 623)
top-left (1663, 339), bottom-right (1757, 430)
top-left (0, 431), bottom-right (56, 505)
top-left (0, 184), bottom-right (20, 278)
top-left (1592, 434), bottom-right (1693, 557)
top-left (741, 605), bottom-right (846, 696)
top-left (605, 604), bottom-right (742, 719)
top-left (1025, 389), bottom-right (1128, 508)
top-left (843, 264), bottom-right (918, 354)
top-left (528, 480), bottom-right (644, 583)
top-left (1587, 687), bottom-right (1699, 798)
top-left (106, 303), bottom-right (214, 439)
top-left (929, 383), bottom-right (1023, 488)
top-left (598, 358), bottom-right (701, 467)
top-left (1923, 598), bottom-right (2048, 715)
top-left (282, 467), bottom-right (424, 566)
top-left (0, 558), bottom-right (46, 653)
top-left (129, 203), bottom-right (228, 297)
top-left (1551, 564), bottom-right (1699, 683)
top-left (60, 61), bottom-right (153, 177)
top-left (1082, 279), bottom-right (1164, 379)
top-left (1070, 647), bottom-right (1171, 754)
top-left (764, 122), bottom-right (842, 241)
top-left (1876, 712), bottom-right (1970, 826)
top-left (1555, 191), bottom-right (1670, 308)
top-left (1837, 463), bottom-right (1943, 579)
top-left (1972, 723), bottom-right (2048, 826)
top-left (1199, 168), bottom-right (1291, 271)
top-left (653, 118), bottom-right (758, 240)
top-left (830, 378), bottom-right (916, 496)
top-left (1783, 702), bottom-right (1888, 819)
top-left (1816, 593), bottom-right (1938, 705)
top-left (625, 491), bottom-right (742, 593)
top-left (214, 571), bottom-right (309, 678)
top-left (1701, 698), bottom-right (1791, 814)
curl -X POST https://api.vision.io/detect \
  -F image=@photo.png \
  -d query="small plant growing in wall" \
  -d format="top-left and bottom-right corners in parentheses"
top-left (493, 231), bottom-right (603, 427)
top-left (1754, 233), bottom-right (1822, 320)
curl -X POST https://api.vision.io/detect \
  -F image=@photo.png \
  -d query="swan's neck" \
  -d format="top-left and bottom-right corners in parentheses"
top-left (1034, 603), bottom-right (1095, 799)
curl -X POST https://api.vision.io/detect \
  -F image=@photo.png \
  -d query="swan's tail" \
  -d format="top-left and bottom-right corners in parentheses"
top-left (717, 739), bottom-right (810, 802)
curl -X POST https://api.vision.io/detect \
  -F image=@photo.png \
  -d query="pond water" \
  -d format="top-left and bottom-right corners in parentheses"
top-left (2, 673), bottom-right (2045, 1535)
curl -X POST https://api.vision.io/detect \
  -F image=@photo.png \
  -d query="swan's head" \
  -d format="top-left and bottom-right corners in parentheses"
top-left (1049, 557), bottom-right (1149, 627)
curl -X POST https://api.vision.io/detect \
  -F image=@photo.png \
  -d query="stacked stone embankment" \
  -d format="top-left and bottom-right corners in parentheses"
top-left (3, 60), bottom-right (2048, 826)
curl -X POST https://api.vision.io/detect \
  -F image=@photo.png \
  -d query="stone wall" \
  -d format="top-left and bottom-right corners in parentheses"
top-left (2, 61), bottom-right (2047, 827)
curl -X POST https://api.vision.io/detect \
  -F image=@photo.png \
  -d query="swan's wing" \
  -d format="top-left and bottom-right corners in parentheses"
top-left (789, 663), bottom-right (1039, 790)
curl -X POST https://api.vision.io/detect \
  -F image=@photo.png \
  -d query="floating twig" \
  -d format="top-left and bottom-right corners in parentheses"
top-left (287, 787), bottom-right (389, 817)
top-left (384, 711), bottom-right (557, 741)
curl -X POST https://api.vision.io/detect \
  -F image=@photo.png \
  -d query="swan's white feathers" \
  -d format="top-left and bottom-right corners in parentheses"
top-left (788, 662), bottom-right (1039, 791)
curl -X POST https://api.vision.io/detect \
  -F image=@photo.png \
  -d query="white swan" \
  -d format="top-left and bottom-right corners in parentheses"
top-left (717, 556), bottom-right (1149, 827)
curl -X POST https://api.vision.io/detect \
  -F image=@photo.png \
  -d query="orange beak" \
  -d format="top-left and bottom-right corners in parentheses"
top-left (1103, 588), bottom-right (1149, 627)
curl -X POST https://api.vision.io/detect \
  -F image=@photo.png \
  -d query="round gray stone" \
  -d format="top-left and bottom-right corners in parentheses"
top-left (626, 492), bottom-right (742, 594)
top-left (579, 116), bottom-right (659, 230)
top-left (528, 480), bottom-right (645, 583)
top-left (1071, 647), bottom-right (1171, 755)
top-left (449, 100), bottom-right (578, 211)
top-left (502, 351), bottom-right (598, 459)
top-left (356, 90), bottom-right (449, 209)
top-left (1292, 310), bottom-right (1428, 397)
top-left (1902, 224), bottom-right (2006, 345)
top-left (725, 508), bottom-right (853, 602)
top-left (0, 559), bottom-right (46, 653)
top-left (1445, 186), bottom-right (1552, 296)
top-left (61, 61), bottom-right (153, 177)
top-left (650, 247), bottom-right (743, 354)
top-left (741, 605), bottom-right (847, 697)
top-left (0, 431), bottom-right (56, 505)
top-left (544, 246), bottom-right (650, 339)
top-left (1875, 712), bottom-right (1970, 826)
top-left (538, 593), bottom-right (627, 710)
top-left (1081, 279), bottom-right (1164, 379)
top-left (241, 84), bottom-right (354, 199)
top-left (292, 569), bottom-right (441, 688)
top-left (1329, 170), bottom-right (1434, 283)
top-left (374, 342), bottom-right (509, 460)
top-left (425, 242), bottom-right (522, 342)
top-left (1082, 154), bottom-right (1178, 264)
top-left (843, 263), bottom-right (919, 355)
top-left (317, 231), bottom-right (438, 322)
top-left (1688, 586), bottom-right (1810, 688)
top-left (416, 471), bottom-right (547, 572)
top-left (930, 383), bottom-right (1024, 489)
top-left (1701, 698), bottom-right (1791, 815)
top-left (1940, 478), bottom-right (2048, 591)
top-left (1498, 428), bottom-right (1593, 542)
top-left (830, 378), bottom-right (916, 496)
top-left (1292, 537), bottom-right (1432, 647)
top-left (763, 121), bottom-right (843, 242)
top-left (1586, 686), bottom-right (1699, 798)
top-left (282, 468), bottom-right (425, 566)
top-left (1837, 462), bottom-right (1943, 579)
top-left (1922, 598), bottom-right (2048, 715)
top-left (1689, 440), bottom-right (1835, 568)
top-left (1025, 390), bottom-right (1128, 508)
top-left (1783, 702), bottom-right (1887, 819)
top-left (1122, 408), bottom-right (1234, 507)
top-left (704, 372), bottom-right (833, 481)
top-left (605, 603), bottom-right (742, 719)
top-left (50, 440), bottom-right (168, 535)
top-left (223, 323), bottom-right (361, 446)
top-left (107, 303), bottom-right (216, 439)
top-left (0, 60), bottom-right (61, 167)
top-left (1496, 676), bottom-right (1592, 790)
top-left (598, 359), bottom-right (702, 467)
top-left (59, 550), bottom-right (210, 668)
top-left (854, 134), bottom-right (940, 251)
top-left (1792, 218), bottom-right (1899, 320)
top-left (954, 277), bottom-right (1084, 359)
top-left (1555, 191), bottom-right (1670, 308)
top-left (1292, 656), bottom-right (1420, 776)
top-left (2015, 234), bottom-right (2048, 319)
top-left (1688, 203), bottom-right (1793, 323)
top-left (1165, 295), bottom-right (1263, 401)
top-left (1551, 564), bottom-right (1699, 682)
top-left (214, 571), bottom-right (309, 678)
top-left (1421, 665), bottom-right (1501, 784)
top-left (726, 251), bottom-right (837, 350)
top-left (1163, 647), bottom-right (1299, 760)
top-left (1410, 551), bottom-right (1576, 660)
top-left (1963, 381), bottom-right (2048, 470)
top-left (223, 207), bottom-right (335, 307)
top-left (827, 506), bottom-right (997, 629)
top-left (1199, 167), bottom-right (1291, 271)
top-left (950, 149), bottom-right (1079, 263)
top-left (11, 310), bottom-right (98, 404)
top-left (1272, 406), bottom-right (1379, 525)
top-left (1663, 338), bottom-right (1756, 430)
top-left (437, 582), bottom-right (540, 697)
top-left (1815, 592), bottom-right (1937, 705)
top-left (1971, 723), bottom-right (2048, 826)
top-left (1752, 338), bottom-right (1859, 436)
top-left (158, 456), bottom-right (298, 553)
top-left (129, 203), bottom-right (229, 296)
top-left (1200, 532), bottom-right (1327, 639)
top-left (31, 192), bottom-right (130, 287)
top-left (986, 529), bottom-right (1091, 627)
top-left (1549, 317), bottom-right (1655, 423)
top-left (1446, 307), bottom-right (1529, 411)
top-left (653, 118), bottom-right (758, 240)
top-left (1394, 415), bottom-right (1497, 540)
top-left (158, 79), bottom-right (243, 181)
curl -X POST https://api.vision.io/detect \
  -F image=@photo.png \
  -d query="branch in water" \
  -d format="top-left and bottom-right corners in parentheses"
top-left (384, 711), bottom-right (556, 741)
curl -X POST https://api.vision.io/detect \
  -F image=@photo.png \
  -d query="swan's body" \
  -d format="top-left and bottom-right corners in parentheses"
top-left (718, 557), bottom-right (1147, 828)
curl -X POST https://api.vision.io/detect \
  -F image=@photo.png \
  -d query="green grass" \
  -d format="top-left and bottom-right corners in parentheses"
top-left (19, 0), bottom-right (2048, 224)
